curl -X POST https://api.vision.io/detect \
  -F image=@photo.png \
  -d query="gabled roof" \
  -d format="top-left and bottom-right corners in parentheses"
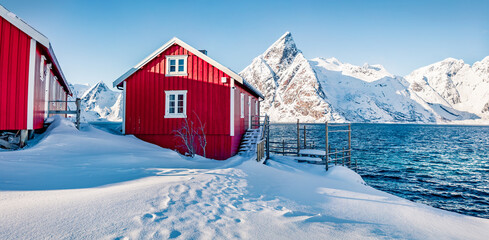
top-left (0, 4), bottom-right (72, 95)
top-left (112, 37), bottom-right (264, 99)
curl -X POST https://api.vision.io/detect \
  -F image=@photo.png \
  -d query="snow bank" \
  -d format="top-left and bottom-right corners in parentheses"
top-left (0, 116), bottom-right (233, 190)
top-left (0, 117), bottom-right (488, 239)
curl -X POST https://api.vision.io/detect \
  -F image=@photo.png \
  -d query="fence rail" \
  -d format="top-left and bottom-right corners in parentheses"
top-left (47, 98), bottom-right (81, 130)
top-left (256, 139), bottom-right (266, 162)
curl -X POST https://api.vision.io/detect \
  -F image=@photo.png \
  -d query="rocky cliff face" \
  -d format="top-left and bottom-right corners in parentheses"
top-left (240, 32), bottom-right (342, 122)
top-left (240, 32), bottom-right (488, 123)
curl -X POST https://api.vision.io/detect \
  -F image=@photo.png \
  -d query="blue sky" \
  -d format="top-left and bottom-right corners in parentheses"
top-left (2, 0), bottom-right (488, 87)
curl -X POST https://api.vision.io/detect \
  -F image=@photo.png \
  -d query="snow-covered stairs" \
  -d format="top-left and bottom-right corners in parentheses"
top-left (238, 128), bottom-right (262, 155)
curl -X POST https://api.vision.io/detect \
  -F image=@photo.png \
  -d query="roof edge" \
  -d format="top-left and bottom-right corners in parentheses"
top-left (113, 37), bottom-right (244, 88)
top-left (0, 4), bottom-right (72, 95)
top-left (242, 79), bottom-right (265, 99)
top-left (0, 4), bottom-right (49, 47)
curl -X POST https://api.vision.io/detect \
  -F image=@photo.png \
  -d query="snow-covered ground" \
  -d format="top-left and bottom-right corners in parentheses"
top-left (1, 117), bottom-right (488, 239)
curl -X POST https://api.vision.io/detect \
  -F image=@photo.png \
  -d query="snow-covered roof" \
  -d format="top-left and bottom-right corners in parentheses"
top-left (0, 4), bottom-right (72, 95)
top-left (112, 37), bottom-right (264, 99)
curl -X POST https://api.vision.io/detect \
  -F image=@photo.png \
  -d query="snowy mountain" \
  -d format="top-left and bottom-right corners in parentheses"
top-left (240, 32), bottom-right (341, 122)
top-left (68, 82), bottom-right (122, 122)
top-left (405, 57), bottom-right (489, 121)
top-left (241, 32), bottom-right (488, 123)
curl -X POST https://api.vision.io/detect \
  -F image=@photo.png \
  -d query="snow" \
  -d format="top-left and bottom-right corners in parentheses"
top-left (299, 149), bottom-right (326, 156)
top-left (1, 117), bottom-right (488, 239)
top-left (240, 32), bottom-right (489, 124)
top-left (404, 57), bottom-right (489, 121)
top-left (68, 81), bottom-right (122, 122)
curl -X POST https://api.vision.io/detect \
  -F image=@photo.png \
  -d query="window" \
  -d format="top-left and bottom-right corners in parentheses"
top-left (240, 93), bottom-right (244, 118)
top-left (165, 90), bottom-right (187, 118)
top-left (166, 55), bottom-right (188, 76)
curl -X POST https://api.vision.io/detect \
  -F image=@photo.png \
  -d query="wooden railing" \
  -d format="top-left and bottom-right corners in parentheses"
top-left (256, 139), bottom-right (266, 163)
top-left (252, 115), bottom-right (270, 163)
top-left (48, 98), bottom-right (81, 130)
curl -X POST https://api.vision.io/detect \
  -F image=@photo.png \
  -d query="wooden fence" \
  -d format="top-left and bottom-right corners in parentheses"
top-left (48, 98), bottom-right (81, 130)
top-left (268, 120), bottom-right (355, 171)
top-left (256, 139), bottom-right (266, 163)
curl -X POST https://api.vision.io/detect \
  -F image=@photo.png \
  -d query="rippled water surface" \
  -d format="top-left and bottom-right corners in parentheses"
top-left (268, 123), bottom-right (489, 219)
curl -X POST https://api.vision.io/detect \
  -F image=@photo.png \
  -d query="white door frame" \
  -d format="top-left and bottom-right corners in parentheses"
top-left (248, 96), bottom-right (251, 129)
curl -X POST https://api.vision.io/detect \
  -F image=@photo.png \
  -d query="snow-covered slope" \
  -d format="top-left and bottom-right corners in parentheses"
top-left (1, 116), bottom-right (488, 239)
top-left (405, 57), bottom-right (489, 121)
top-left (311, 58), bottom-right (435, 123)
top-left (69, 82), bottom-right (122, 122)
top-left (241, 32), bottom-right (488, 123)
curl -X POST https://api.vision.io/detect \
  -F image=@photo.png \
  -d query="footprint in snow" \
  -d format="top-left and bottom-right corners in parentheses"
top-left (169, 230), bottom-right (181, 239)
top-left (283, 211), bottom-right (315, 218)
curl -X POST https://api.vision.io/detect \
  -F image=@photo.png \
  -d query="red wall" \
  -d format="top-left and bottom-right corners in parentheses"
top-left (32, 48), bottom-right (47, 129)
top-left (32, 47), bottom-right (68, 129)
top-left (0, 17), bottom-right (31, 130)
top-left (124, 44), bottom-right (259, 160)
top-left (47, 68), bottom-right (67, 117)
top-left (230, 83), bottom-right (260, 156)
top-left (0, 16), bottom-right (69, 131)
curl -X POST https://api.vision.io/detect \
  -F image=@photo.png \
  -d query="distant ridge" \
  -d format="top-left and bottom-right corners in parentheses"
top-left (240, 32), bottom-right (489, 123)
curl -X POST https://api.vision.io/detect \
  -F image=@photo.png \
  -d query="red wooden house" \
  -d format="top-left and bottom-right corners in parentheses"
top-left (0, 5), bottom-right (72, 135)
top-left (113, 37), bottom-right (264, 160)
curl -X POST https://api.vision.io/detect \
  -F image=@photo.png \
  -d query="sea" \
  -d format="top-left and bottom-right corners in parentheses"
top-left (268, 123), bottom-right (489, 219)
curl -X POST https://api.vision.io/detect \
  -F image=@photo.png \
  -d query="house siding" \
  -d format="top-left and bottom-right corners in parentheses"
top-left (0, 17), bottom-right (31, 130)
top-left (124, 44), bottom-right (235, 159)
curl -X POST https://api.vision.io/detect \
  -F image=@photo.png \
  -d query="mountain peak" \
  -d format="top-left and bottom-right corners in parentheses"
top-left (261, 32), bottom-right (300, 70)
top-left (440, 57), bottom-right (463, 64)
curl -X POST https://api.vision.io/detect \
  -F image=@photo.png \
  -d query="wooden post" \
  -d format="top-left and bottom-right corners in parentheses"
top-left (282, 139), bottom-right (285, 156)
top-left (297, 119), bottom-right (300, 154)
top-left (19, 130), bottom-right (28, 148)
top-left (335, 148), bottom-right (338, 165)
top-left (266, 115), bottom-right (270, 160)
top-left (348, 123), bottom-right (351, 167)
top-left (342, 147), bottom-right (345, 166)
top-left (47, 100), bottom-right (50, 118)
top-left (303, 125), bottom-right (306, 149)
top-left (325, 121), bottom-right (328, 171)
top-left (76, 98), bottom-right (81, 130)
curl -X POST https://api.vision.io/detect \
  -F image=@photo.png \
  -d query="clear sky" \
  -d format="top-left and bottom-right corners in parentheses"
top-left (2, 0), bottom-right (488, 88)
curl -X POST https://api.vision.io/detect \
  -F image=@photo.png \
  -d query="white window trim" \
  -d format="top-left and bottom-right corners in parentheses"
top-left (165, 90), bottom-right (187, 118)
top-left (248, 96), bottom-right (252, 129)
top-left (240, 93), bottom-right (244, 118)
top-left (40, 55), bottom-right (46, 81)
top-left (27, 39), bottom-right (37, 130)
top-left (230, 87), bottom-right (235, 136)
top-left (165, 55), bottom-right (188, 77)
top-left (122, 81), bottom-right (127, 134)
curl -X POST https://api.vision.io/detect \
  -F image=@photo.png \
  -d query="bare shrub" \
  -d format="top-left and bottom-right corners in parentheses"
top-left (174, 112), bottom-right (207, 158)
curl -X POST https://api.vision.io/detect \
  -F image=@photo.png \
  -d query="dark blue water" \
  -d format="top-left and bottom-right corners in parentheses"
top-left (268, 123), bottom-right (489, 219)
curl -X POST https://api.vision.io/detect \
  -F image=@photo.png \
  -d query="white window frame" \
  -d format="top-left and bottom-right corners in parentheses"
top-left (248, 96), bottom-right (252, 129)
top-left (165, 55), bottom-right (188, 76)
top-left (40, 55), bottom-right (46, 81)
top-left (240, 93), bottom-right (244, 118)
top-left (165, 90), bottom-right (187, 118)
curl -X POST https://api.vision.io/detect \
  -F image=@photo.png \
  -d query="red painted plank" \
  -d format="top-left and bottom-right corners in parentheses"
top-left (122, 44), bottom-right (260, 159)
